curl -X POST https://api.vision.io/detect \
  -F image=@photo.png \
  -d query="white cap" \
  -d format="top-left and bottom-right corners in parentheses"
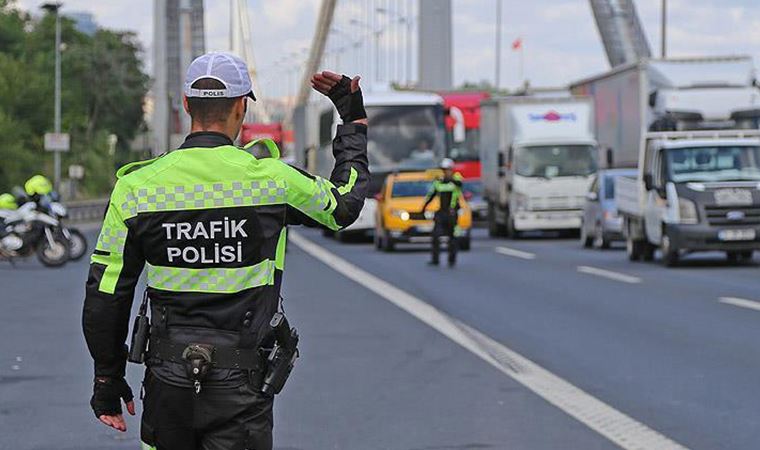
top-left (440, 158), bottom-right (455, 170)
top-left (183, 52), bottom-right (256, 100)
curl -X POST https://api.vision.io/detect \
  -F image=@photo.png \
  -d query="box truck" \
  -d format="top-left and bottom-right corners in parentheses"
top-left (572, 56), bottom-right (760, 265)
top-left (480, 96), bottom-right (599, 237)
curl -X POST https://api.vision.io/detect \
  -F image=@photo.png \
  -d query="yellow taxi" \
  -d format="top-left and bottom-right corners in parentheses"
top-left (374, 170), bottom-right (472, 252)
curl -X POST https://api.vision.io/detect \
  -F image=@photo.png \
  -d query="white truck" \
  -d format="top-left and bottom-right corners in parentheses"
top-left (480, 96), bottom-right (599, 237)
top-left (572, 56), bottom-right (760, 265)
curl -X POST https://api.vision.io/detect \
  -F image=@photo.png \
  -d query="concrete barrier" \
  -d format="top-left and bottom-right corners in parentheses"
top-left (66, 198), bottom-right (108, 223)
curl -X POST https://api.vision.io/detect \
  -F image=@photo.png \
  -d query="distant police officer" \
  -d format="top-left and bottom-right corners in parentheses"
top-left (23, 174), bottom-right (53, 203)
top-left (82, 52), bottom-right (368, 450)
top-left (421, 158), bottom-right (463, 267)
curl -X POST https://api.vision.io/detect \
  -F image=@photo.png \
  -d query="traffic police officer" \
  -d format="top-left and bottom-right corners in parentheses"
top-left (23, 174), bottom-right (54, 203)
top-left (421, 158), bottom-right (463, 267)
top-left (82, 52), bottom-right (369, 449)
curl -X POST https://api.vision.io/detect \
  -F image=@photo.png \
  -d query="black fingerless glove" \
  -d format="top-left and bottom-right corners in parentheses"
top-left (90, 377), bottom-right (133, 418)
top-left (327, 75), bottom-right (367, 123)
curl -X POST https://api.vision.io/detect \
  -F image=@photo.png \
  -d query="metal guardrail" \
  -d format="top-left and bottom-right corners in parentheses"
top-left (66, 198), bottom-right (108, 223)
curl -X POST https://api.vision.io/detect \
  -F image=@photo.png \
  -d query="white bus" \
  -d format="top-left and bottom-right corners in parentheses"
top-left (314, 88), bottom-right (447, 240)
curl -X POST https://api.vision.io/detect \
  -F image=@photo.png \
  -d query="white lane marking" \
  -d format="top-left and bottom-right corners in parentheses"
top-left (290, 232), bottom-right (685, 450)
top-left (577, 266), bottom-right (642, 284)
top-left (495, 246), bottom-right (536, 260)
top-left (719, 297), bottom-right (760, 312)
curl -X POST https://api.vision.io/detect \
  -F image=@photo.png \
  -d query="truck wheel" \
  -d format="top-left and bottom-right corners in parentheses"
top-left (626, 237), bottom-right (643, 261)
top-left (661, 233), bottom-right (680, 267)
top-left (507, 217), bottom-right (521, 239)
top-left (487, 203), bottom-right (506, 237)
top-left (580, 221), bottom-right (593, 248)
top-left (642, 243), bottom-right (656, 261)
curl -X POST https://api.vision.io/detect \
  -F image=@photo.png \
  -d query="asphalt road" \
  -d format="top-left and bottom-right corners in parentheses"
top-left (2, 225), bottom-right (760, 449)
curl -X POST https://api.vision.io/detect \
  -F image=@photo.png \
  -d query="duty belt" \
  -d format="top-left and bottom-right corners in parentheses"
top-left (147, 337), bottom-right (263, 371)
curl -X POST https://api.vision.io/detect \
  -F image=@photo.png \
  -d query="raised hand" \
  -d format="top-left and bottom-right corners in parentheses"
top-left (311, 71), bottom-right (366, 124)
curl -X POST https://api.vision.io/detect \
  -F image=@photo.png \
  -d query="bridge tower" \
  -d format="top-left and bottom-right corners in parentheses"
top-left (589, 0), bottom-right (651, 67)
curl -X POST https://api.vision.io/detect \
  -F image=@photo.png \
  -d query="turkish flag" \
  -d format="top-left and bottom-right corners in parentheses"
top-left (512, 38), bottom-right (522, 50)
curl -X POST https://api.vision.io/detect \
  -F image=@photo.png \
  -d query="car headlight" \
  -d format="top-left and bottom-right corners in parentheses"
top-left (424, 210), bottom-right (434, 220)
top-left (391, 209), bottom-right (410, 221)
top-left (513, 193), bottom-right (529, 211)
top-left (678, 198), bottom-right (699, 224)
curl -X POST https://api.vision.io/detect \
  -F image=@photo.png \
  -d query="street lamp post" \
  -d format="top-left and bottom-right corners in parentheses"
top-left (495, 0), bottom-right (502, 90)
top-left (661, 0), bottom-right (667, 58)
top-left (41, 2), bottom-right (63, 189)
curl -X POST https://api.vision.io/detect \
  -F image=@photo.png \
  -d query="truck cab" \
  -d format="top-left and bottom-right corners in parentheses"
top-left (621, 130), bottom-right (760, 265)
top-left (481, 97), bottom-right (599, 237)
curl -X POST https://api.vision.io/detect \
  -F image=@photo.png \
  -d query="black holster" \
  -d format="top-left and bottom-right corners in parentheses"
top-left (128, 292), bottom-right (150, 364)
top-left (261, 312), bottom-right (299, 396)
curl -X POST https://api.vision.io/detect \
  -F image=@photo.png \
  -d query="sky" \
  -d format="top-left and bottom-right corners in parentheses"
top-left (13, 0), bottom-right (760, 98)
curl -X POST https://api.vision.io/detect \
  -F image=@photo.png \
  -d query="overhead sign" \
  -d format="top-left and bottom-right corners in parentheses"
top-left (44, 133), bottom-right (70, 152)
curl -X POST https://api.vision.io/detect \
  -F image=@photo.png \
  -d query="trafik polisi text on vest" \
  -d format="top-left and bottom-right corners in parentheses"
top-left (161, 218), bottom-right (247, 264)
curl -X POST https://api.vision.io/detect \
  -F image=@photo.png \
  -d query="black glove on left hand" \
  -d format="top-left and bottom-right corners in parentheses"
top-left (327, 75), bottom-right (367, 123)
top-left (90, 377), bottom-right (133, 418)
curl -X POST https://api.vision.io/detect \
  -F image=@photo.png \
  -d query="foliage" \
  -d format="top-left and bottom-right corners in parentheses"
top-left (0, 0), bottom-right (149, 196)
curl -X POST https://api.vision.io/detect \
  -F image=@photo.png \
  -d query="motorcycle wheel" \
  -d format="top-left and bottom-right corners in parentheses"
top-left (66, 228), bottom-right (88, 261)
top-left (36, 233), bottom-right (70, 267)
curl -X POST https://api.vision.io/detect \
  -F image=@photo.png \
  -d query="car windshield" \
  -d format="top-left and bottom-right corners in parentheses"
top-left (367, 105), bottom-right (446, 172)
top-left (666, 145), bottom-right (760, 183)
top-left (391, 180), bottom-right (433, 198)
top-left (515, 145), bottom-right (597, 178)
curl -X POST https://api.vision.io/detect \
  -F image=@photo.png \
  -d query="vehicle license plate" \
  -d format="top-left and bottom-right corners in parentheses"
top-left (718, 229), bottom-right (756, 241)
top-left (714, 189), bottom-right (753, 206)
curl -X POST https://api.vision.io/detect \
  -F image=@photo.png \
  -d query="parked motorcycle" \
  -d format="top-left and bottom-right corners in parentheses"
top-left (0, 202), bottom-right (71, 267)
top-left (45, 199), bottom-right (88, 261)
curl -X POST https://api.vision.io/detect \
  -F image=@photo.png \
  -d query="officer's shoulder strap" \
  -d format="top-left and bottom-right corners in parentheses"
top-left (116, 153), bottom-right (166, 179)
top-left (242, 138), bottom-right (280, 159)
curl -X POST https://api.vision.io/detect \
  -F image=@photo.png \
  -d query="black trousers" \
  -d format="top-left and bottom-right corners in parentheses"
top-left (141, 370), bottom-right (274, 450)
top-left (431, 212), bottom-right (458, 265)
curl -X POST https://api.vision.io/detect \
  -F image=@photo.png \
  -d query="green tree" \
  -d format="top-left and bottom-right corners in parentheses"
top-left (0, 0), bottom-right (148, 197)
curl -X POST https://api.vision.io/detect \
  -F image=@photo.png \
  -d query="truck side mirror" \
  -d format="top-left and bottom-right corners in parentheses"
top-left (606, 148), bottom-right (614, 167)
top-left (643, 173), bottom-right (653, 191)
top-left (497, 152), bottom-right (506, 177)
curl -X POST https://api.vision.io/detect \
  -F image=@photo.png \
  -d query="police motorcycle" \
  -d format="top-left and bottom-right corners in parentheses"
top-left (0, 198), bottom-right (71, 267)
top-left (40, 193), bottom-right (88, 261)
